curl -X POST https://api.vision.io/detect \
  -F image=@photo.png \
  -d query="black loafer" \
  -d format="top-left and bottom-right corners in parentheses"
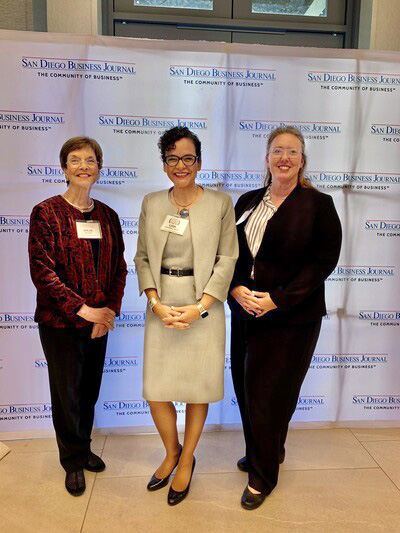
top-left (237, 456), bottom-right (248, 472)
top-left (237, 451), bottom-right (285, 473)
top-left (84, 452), bottom-right (106, 472)
top-left (240, 486), bottom-right (267, 510)
top-left (65, 470), bottom-right (86, 496)
top-left (147, 445), bottom-right (183, 491)
top-left (167, 456), bottom-right (196, 506)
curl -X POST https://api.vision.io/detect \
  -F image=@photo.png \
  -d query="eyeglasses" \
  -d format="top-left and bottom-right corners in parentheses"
top-left (269, 148), bottom-right (302, 158)
top-left (164, 155), bottom-right (198, 167)
top-left (67, 157), bottom-right (98, 167)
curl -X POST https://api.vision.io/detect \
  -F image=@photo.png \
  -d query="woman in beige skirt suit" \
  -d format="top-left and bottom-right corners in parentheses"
top-left (134, 126), bottom-right (238, 505)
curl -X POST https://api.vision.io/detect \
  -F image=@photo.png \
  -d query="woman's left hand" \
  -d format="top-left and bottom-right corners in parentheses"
top-left (251, 291), bottom-right (277, 317)
top-left (91, 323), bottom-right (109, 339)
top-left (163, 305), bottom-right (200, 329)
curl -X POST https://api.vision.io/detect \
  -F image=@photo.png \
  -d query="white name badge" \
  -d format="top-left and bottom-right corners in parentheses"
top-left (76, 220), bottom-right (102, 239)
top-left (160, 215), bottom-right (189, 235)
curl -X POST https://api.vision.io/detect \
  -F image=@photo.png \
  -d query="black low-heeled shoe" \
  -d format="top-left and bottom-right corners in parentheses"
top-left (237, 456), bottom-right (248, 472)
top-left (240, 485), bottom-right (267, 510)
top-left (84, 452), bottom-right (106, 473)
top-left (167, 456), bottom-right (196, 506)
top-left (65, 470), bottom-right (86, 496)
top-left (147, 445), bottom-right (183, 492)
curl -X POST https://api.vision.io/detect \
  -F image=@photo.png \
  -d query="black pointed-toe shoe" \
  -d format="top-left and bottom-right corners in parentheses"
top-left (147, 445), bottom-right (183, 492)
top-left (237, 450), bottom-right (286, 473)
top-left (84, 452), bottom-right (106, 472)
top-left (65, 470), bottom-right (86, 496)
top-left (240, 486), bottom-right (267, 510)
top-left (167, 456), bottom-right (196, 506)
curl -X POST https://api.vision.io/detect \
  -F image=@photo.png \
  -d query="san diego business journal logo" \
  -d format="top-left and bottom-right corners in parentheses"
top-left (327, 265), bottom-right (395, 284)
top-left (305, 171), bottom-right (400, 192)
top-left (102, 399), bottom-right (149, 417)
top-left (119, 218), bottom-right (139, 236)
top-left (169, 64), bottom-right (276, 88)
top-left (98, 115), bottom-right (207, 136)
top-left (21, 56), bottom-right (136, 82)
top-left (0, 312), bottom-right (35, 331)
top-left (370, 123), bottom-right (400, 144)
top-left (364, 219), bottom-right (400, 238)
top-left (0, 403), bottom-right (52, 421)
top-left (310, 353), bottom-right (388, 370)
top-left (114, 311), bottom-right (145, 329)
top-left (0, 110), bottom-right (64, 132)
top-left (359, 310), bottom-right (400, 327)
top-left (238, 120), bottom-right (341, 141)
top-left (0, 215), bottom-right (30, 235)
top-left (307, 70), bottom-right (400, 93)
top-left (27, 164), bottom-right (138, 185)
top-left (352, 395), bottom-right (400, 411)
top-left (103, 356), bottom-right (139, 374)
top-left (230, 394), bottom-right (325, 412)
top-left (197, 169), bottom-right (263, 190)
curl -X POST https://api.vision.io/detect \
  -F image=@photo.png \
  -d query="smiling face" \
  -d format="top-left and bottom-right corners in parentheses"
top-left (63, 146), bottom-right (99, 190)
top-left (163, 137), bottom-right (201, 190)
top-left (266, 133), bottom-right (304, 188)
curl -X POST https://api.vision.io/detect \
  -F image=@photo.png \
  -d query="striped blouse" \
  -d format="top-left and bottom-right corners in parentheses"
top-left (244, 187), bottom-right (277, 278)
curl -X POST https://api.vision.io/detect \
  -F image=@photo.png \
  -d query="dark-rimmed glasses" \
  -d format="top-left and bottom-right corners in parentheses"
top-left (164, 155), bottom-right (199, 167)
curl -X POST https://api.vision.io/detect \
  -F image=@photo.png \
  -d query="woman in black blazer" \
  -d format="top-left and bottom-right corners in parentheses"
top-left (228, 126), bottom-right (342, 510)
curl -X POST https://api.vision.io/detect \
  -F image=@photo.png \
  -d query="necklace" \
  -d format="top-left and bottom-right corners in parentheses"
top-left (62, 195), bottom-right (94, 213)
top-left (171, 186), bottom-right (199, 218)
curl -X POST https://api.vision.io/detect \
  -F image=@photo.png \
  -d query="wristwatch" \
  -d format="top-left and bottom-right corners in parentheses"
top-left (196, 302), bottom-right (209, 319)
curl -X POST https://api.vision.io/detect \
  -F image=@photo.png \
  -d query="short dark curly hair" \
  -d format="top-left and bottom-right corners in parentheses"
top-left (158, 127), bottom-right (202, 162)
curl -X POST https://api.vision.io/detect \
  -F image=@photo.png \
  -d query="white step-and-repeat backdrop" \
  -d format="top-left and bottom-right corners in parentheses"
top-left (0, 30), bottom-right (399, 438)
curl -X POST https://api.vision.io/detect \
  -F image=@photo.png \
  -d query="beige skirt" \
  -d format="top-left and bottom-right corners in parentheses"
top-left (142, 273), bottom-right (225, 403)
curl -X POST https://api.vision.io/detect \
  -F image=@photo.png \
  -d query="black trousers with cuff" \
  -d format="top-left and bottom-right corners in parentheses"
top-left (231, 313), bottom-right (322, 495)
top-left (39, 324), bottom-right (108, 473)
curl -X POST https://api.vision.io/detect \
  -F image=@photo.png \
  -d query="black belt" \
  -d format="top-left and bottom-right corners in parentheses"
top-left (161, 267), bottom-right (194, 277)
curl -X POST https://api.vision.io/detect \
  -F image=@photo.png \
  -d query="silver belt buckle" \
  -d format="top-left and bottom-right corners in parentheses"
top-left (176, 268), bottom-right (182, 277)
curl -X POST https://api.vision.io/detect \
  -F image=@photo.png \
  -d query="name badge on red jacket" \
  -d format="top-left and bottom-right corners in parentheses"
top-left (76, 220), bottom-right (102, 239)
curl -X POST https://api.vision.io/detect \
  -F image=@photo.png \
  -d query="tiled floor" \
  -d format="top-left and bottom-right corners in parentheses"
top-left (1, 428), bottom-right (400, 532)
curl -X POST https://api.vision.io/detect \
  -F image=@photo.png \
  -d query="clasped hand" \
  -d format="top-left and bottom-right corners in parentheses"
top-left (230, 285), bottom-right (277, 317)
top-left (154, 303), bottom-right (200, 329)
top-left (77, 304), bottom-right (116, 338)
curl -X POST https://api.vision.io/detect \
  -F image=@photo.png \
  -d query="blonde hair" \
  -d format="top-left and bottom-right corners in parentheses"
top-left (264, 126), bottom-right (313, 188)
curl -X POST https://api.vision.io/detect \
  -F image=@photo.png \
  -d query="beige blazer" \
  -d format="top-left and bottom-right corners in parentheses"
top-left (134, 188), bottom-right (238, 302)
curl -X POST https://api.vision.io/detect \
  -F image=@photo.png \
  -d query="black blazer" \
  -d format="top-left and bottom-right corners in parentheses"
top-left (228, 185), bottom-right (342, 324)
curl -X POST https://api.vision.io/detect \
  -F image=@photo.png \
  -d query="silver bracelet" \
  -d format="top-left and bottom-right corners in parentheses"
top-left (148, 297), bottom-right (159, 312)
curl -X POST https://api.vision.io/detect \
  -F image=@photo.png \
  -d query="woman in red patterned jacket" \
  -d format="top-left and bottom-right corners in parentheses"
top-left (28, 136), bottom-right (127, 496)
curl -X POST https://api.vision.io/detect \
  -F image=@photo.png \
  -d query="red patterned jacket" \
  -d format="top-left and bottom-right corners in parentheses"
top-left (28, 195), bottom-right (127, 328)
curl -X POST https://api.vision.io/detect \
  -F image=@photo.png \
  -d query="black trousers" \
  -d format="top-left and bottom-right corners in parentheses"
top-left (39, 325), bottom-right (108, 472)
top-left (231, 314), bottom-right (322, 494)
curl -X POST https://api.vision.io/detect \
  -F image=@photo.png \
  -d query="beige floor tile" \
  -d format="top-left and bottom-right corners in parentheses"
top-left (99, 430), bottom-right (245, 479)
top-left (267, 468), bottom-right (400, 533)
top-left (100, 429), bottom-right (378, 479)
top-left (363, 440), bottom-right (400, 489)
top-left (83, 468), bottom-right (400, 533)
top-left (192, 430), bottom-right (245, 473)
top-left (100, 433), bottom-right (171, 478)
top-left (5, 435), bottom-right (105, 453)
top-left (0, 450), bottom-right (96, 533)
top-left (351, 428), bottom-right (400, 442)
top-left (0, 441), bottom-right (10, 460)
top-left (4, 435), bottom-right (106, 453)
top-left (282, 429), bottom-right (378, 470)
